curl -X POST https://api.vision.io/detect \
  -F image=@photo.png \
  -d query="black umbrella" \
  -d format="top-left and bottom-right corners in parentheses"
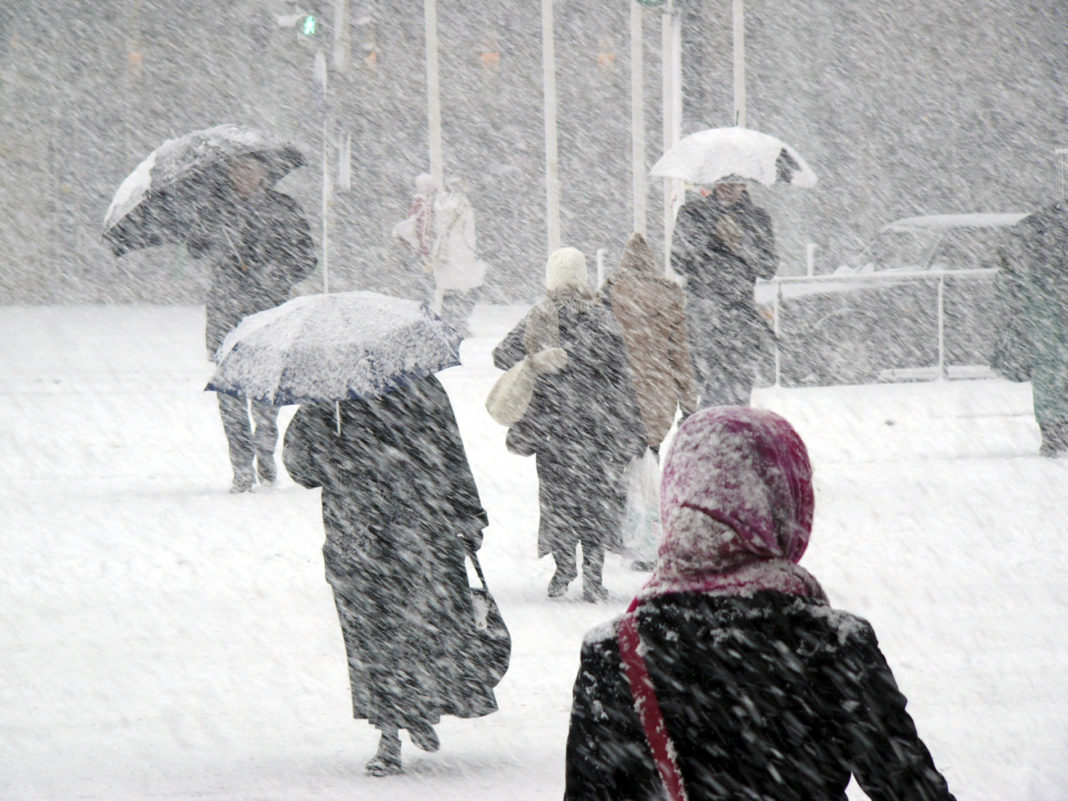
top-left (102, 124), bottom-right (306, 258)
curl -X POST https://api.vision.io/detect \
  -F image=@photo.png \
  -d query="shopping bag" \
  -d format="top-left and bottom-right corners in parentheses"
top-left (621, 448), bottom-right (662, 562)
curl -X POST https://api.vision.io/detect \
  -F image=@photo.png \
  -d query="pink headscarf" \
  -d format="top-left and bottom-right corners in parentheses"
top-left (639, 407), bottom-right (826, 602)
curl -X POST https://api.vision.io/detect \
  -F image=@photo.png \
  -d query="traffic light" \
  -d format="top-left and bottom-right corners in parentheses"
top-left (299, 13), bottom-right (318, 37)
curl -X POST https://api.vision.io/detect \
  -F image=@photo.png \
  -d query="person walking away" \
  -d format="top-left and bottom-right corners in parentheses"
top-left (189, 153), bottom-right (316, 492)
top-left (602, 232), bottom-right (698, 570)
top-left (564, 407), bottom-right (958, 801)
top-left (671, 177), bottom-right (777, 407)
top-left (429, 176), bottom-right (488, 336)
top-left (1001, 201), bottom-right (1068, 456)
top-left (603, 232), bottom-right (698, 451)
top-left (282, 374), bottom-right (497, 776)
top-left (392, 172), bottom-right (439, 299)
top-left (493, 247), bottom-right (645, 602)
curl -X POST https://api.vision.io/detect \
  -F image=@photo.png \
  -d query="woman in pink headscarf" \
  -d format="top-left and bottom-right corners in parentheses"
top-left (564, 407), bottom-right (956, 801)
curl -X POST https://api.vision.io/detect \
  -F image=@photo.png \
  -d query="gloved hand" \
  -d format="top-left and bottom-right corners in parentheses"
top-left (460, 525), bottom-right (484, 554)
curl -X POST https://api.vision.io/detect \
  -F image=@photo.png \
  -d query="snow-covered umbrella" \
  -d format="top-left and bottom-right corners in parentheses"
top-left (205, 291), bottom-right (462, 407)
top-left (102, 124), bottom-right (306, 258)
top-left (650, 127), bottom-right (817, 188)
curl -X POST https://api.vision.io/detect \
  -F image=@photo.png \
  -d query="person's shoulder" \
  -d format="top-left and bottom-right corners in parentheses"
top-left (797, 600), bottom-right (878, 647)
top-left (582, 616), bottom-right (623, 648)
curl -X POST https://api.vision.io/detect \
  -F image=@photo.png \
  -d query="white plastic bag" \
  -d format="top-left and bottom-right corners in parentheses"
top-left (621, 448), bottom-right (662, 562)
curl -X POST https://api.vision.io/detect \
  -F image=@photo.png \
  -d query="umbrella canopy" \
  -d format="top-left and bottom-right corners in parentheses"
top-left (102, 124), bottom-right (306, 258)
top-left (206, 291), bottom-right (463, 406)
top-left (651, 127), bottom-right (817, 188)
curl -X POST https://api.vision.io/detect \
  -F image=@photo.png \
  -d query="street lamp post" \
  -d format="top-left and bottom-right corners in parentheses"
top-left (425, 0), bottom-right (444, 186)
top-left (542, 0), bottom-right (561, 255)
top-left (733, 0), bottom-right (746, 126)
top-left (661, 0), bottom-right (682, 271)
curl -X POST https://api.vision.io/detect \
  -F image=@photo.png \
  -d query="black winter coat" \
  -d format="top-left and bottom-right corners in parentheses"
top-left (493, 295), bottom-right (646, 556)
top-left (671, 192), bottom-right (778, 398)
top-left (191, 186), bottom-right (317, 355)
top-left (565, 592), bottom-right (956, 801)
top-left (282, 375), bottom-right (496, 727)
top-left (671, 191), bottom-right (777, 306)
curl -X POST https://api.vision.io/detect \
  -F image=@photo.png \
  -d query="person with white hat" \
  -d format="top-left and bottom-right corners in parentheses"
top-left (492, 247), bottom-right (646, 602)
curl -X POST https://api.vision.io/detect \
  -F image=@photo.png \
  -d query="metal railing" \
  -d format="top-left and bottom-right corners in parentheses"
top-left (756, 267), bottom-right (999, 386)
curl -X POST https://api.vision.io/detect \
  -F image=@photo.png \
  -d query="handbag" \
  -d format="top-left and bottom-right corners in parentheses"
top-left (485, 357), bottom-right (537, 425)
top-left (485, 346), bottom-right (568, 426)
top-left (466, 551), bottom-right (511, 688)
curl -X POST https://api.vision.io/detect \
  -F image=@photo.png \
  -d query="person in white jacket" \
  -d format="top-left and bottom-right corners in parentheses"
top-left (429, 176), bottom-right (487, 335)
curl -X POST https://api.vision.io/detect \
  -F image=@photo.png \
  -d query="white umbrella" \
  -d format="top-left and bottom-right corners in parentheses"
top-left (650, 127), bottom-right (817, 188)
top-left (206, 291), bottom-right (462, 406)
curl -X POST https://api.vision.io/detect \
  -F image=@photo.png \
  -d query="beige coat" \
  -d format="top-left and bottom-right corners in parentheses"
top-left (603, 233), bottom-right (698, 448)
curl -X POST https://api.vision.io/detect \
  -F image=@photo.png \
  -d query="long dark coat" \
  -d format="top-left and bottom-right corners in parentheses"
top-left (282, 375), bottom-right (497, 729)
top-left (565, 592), bottom-right (957, 801)
top-left (671, 190), bottom-right (777, 405)
top-left (493, 293), bottom-right (646, 558)
top-left (190, 185), bottom-right (317, 355)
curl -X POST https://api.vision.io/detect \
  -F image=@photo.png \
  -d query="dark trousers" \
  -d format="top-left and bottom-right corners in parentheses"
top-left (217, 393), bottom-right (278, 477)
top-left (552, 541), bottom-right (606, 589)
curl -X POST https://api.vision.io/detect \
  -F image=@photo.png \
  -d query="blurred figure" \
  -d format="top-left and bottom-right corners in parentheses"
top-left (392, 172), bottom-right (438, 268)
top-left (493, 247), bottom-right (645, 602)
top-left (283, 374), bottom-right (496, 776)
top-left (429, 176), bottom-right (488, 336)
top-left (190, 153), bottom-right (316, 492)
top-left (565, 407), bottom-right (957, 801)
top-left (1000, 201), bottom-right (1068, 457)
top-left (602, 232), bottom-right (698, 570)
top-left (671, 177), bottom-right (777, 406)
top-left (602, 232), bottom-right (698, 452)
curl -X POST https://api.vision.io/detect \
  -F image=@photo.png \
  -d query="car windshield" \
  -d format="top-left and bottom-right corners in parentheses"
top-left (846, 229), bottom-right (939, 272)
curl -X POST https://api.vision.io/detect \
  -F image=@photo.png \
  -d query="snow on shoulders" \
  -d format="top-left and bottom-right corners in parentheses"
top-left (805, 603), bottom-right (871, 644)
top-left (583, 617), bottom-right (622, 646)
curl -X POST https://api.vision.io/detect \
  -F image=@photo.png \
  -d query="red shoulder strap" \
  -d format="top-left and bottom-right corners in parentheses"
top-left (617, 601), bottom-right (689, 801)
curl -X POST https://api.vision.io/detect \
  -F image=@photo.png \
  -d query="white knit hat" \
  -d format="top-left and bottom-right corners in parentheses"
top-left (545, 247), bottom-right (589, 292)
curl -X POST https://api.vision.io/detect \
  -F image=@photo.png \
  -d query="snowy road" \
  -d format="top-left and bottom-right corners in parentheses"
top-left (1, 304), bottom-right (1065, 800)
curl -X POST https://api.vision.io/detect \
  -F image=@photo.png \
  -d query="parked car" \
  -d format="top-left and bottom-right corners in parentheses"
top-left (755, 212), bottom-right (1030, 386)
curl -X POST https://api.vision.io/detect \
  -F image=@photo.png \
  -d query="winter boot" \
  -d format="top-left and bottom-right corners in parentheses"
top-left (230, 466), bottom-right (254, 493)
top-left (365, 727), bottom-right (402, 776)
top-left (407, 721), bottom-right (440, 752)
top-left (583, 582), bottom-right (609, 603)
top-left (581, 545), bottom-right (608, 602)
top-left (1038, 421), bottom-right (1068, 457)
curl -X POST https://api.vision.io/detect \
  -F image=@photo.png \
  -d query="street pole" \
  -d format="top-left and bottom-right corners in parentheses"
top-left (425, 0), bottom-right (444, 186)
top-left (332, 0), bottom-right (350, 72)
top-left (661, 0), bottom-right (682, 271)
top-left (630, 1), bottom-right (646, 237)
top-left (542, 0), bottom-right (561, 255)
top-left (314, 49), bottom-right (331, 293)
top-left (733, 0), bottom-right (746, 127)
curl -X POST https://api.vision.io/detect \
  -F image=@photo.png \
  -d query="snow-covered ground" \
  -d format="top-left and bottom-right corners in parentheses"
top-left (1, 303), bottom-right (1065, 801)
